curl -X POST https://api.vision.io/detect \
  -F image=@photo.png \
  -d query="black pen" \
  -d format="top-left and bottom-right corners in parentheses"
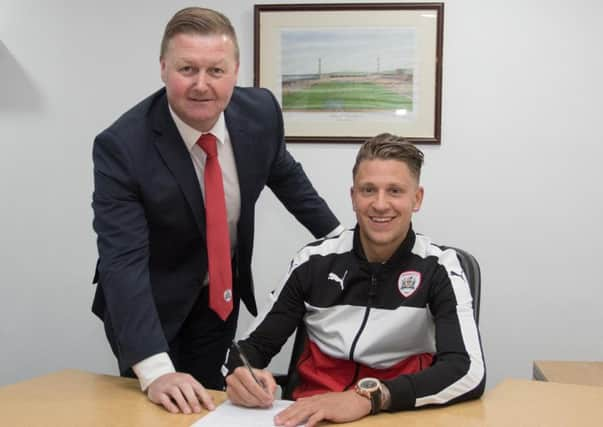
top-left (232, 340), bottom-right (266, 390)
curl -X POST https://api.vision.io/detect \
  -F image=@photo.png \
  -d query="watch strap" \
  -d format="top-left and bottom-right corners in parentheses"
top-left (369, 385), bottom-right (382, 415)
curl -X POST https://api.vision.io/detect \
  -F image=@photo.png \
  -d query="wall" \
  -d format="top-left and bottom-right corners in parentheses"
top-left (1, 0), bottom-right (602, 391)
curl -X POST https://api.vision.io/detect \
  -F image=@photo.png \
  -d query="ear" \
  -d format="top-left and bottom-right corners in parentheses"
top-left (160, 58), bottom-right (167, 84)
top-left (412, 186), bottom-right (424, 212)
top-left (234, 61), bottom-right (240, 79)
top-left (350, 186), bottom-right (356, 211)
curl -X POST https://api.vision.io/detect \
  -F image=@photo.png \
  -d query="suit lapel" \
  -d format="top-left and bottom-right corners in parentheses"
top-left (226, 106), bottom-right (254, 214)
top-left (151, 95), bottom-right (206, 237)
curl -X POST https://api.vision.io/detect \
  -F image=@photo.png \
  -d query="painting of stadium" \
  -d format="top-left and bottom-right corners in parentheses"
top-left (281, 28), bottom-right (415, 114)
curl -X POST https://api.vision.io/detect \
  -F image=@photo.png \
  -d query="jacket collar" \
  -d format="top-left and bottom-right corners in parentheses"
top-left (353, 223), bottom-right (416, 269)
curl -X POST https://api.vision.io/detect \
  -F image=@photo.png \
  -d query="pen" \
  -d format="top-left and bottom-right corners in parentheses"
top-left (232, 340), bottom-right (266, 390)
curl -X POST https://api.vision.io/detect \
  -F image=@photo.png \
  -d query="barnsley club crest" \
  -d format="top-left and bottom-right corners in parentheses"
top-left (398, 271), bottom-right (422, 298)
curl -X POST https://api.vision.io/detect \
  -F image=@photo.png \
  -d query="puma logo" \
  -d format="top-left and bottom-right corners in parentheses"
top-left (328, 270), bottom-right (348, 290)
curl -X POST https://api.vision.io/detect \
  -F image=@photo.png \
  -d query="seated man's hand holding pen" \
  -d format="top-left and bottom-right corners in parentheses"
top-left (226, 341), bottom-right (277, 408)
top-left (225, 366), bottom-right (277, 408)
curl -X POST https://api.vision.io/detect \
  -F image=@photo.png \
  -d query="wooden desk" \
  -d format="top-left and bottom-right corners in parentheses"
top-left (0, 370), bottom-right (215, 427)
top-left (1, 369), bottom-right (603, 426)
top-left (533, 360), bottom-right (603, 386)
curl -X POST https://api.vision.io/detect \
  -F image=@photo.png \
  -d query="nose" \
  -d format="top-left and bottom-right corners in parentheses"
top-left (372, 190), bottom-right (389, 211)
top-left (194, 72), bottom-right (209, 90)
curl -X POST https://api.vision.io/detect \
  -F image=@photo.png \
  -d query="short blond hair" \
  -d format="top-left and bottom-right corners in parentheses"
top-left (160, 7), bottom-right (239, 62)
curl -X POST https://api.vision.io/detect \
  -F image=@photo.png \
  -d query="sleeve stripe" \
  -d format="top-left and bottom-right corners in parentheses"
top-left (413, 239), bottom-right (485, 406)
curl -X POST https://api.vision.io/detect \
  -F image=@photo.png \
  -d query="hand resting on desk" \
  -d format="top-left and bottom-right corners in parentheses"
top-left (147, 372), bottom-right (215, 414)
top-left (273, 390), bottom-right (371, 427)
top-left (226, 367), bottom-right (371, 426)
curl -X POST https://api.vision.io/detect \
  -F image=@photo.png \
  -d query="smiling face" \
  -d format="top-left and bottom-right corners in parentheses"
top-left (160, 32), bottom-right (239, 132)
top-left (351, 158), bottom-right (424, 263)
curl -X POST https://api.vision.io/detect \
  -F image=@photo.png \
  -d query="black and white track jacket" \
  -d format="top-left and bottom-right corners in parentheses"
top-left (227, 226), bottom-right (485, 411)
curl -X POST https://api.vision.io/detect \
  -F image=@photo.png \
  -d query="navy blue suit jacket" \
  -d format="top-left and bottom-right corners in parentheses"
top-left (92, 87), bottom-right (339, 372)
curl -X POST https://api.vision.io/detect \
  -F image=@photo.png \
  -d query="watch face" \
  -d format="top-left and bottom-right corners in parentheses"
top-left (359, 378), bottom-right (379, 391)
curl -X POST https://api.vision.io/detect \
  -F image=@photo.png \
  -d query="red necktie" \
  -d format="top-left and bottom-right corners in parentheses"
top-left (197, 133), bottom-right (233, 320)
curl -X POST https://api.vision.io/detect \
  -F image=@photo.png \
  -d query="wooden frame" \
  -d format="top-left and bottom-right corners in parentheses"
top-left (254, 3), bottom-right (444, 144)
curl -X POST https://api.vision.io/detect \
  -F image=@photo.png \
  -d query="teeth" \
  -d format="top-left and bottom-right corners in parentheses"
top-left (371, 217), bottom-right (391, 223)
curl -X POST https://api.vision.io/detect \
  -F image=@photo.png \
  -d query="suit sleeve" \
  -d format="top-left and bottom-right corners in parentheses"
top-left (92, 130), bottom-right (168, 371)
top-left (263, 90), bottom-right (340, 238)
top-left (383, 251), bottom-right (486, 411)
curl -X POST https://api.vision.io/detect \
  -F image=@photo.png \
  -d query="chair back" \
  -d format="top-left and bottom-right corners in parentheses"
top-left (441, 246), bottom-right (481, 324)
top-left (279, 324), bottom-right (307, 400)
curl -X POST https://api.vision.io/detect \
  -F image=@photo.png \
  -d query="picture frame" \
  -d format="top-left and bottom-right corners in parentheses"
top-left (254, 3), bottom-right (444, 144)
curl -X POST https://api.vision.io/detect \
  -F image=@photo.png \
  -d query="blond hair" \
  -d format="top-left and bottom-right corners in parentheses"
top-left (160, 7), bottom-right (239, 62)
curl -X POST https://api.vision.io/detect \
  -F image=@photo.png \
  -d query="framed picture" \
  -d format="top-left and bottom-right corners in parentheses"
top-left (254, 3), bottom-right (444, 144)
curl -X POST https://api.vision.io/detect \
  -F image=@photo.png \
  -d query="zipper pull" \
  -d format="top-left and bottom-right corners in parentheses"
top-left (369, 275), bottom-right (377, 297)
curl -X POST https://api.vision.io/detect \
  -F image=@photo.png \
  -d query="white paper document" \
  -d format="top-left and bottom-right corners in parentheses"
top-left (191, 399), bottom-right (297, 427)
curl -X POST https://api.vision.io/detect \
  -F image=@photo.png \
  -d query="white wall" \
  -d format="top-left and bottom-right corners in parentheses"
top-left (1, 0), bottom-right (602, 390)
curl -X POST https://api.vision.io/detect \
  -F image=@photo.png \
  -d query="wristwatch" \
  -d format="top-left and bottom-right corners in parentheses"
top-left (355, 377), bottom-right (382, 415)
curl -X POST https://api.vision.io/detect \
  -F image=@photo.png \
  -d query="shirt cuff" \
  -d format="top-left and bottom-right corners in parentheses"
top-left (132, 352), bottom-right (176, 391)
top-left (325, 224), bottom-right (345, 238)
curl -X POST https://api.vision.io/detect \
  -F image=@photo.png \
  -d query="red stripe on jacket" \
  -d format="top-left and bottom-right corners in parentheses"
top-left (293, 338), bottom-right (434, 399)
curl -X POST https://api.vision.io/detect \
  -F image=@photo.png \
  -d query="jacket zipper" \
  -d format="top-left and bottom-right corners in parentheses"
top-left (344, 273), bottom-right (378, 390)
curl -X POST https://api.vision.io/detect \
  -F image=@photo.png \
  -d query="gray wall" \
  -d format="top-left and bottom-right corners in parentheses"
top-left (1, 0), bottom-right (602, 390)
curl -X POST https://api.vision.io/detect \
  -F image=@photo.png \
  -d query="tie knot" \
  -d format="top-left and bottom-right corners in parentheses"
top-left (197, 133), bottom-right (218, 158)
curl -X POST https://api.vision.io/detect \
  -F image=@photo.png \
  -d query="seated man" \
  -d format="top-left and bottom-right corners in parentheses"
top-left (224, 133), bottom-right (485, 426)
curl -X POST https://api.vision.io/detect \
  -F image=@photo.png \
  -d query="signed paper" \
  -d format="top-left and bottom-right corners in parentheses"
top-left (191, 399), bottom-right (299, 427)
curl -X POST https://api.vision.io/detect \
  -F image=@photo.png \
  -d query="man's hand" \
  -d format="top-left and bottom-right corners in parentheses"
top-left (225, 366), bottom-right (277, 408)
top-left (274, 390), bottom-right (371, 427)
top-left (146, 372), bottom-right (215, 414)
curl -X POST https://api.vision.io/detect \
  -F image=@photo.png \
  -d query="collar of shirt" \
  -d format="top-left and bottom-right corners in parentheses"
top-left (166, 104), bottom-right (241, 258)
top-left (167, 107), bottom-right (227, 151)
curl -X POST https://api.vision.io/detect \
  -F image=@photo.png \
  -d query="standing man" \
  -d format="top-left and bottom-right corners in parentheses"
top-left (91, 7), bottom-right (341, 414)
top-left (225, 134), bottom-right (485, 426)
